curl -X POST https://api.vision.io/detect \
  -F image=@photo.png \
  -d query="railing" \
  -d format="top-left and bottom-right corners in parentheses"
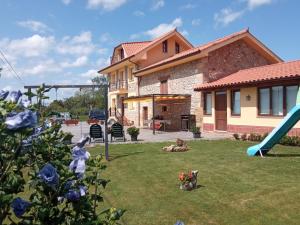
top-left (109, 107), bottom-right (132, 126)
top-left (109, 80), bottom-right (128, 91)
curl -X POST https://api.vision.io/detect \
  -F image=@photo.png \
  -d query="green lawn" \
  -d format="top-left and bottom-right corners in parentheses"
top-left (89, 140), bottom-right (300, 225)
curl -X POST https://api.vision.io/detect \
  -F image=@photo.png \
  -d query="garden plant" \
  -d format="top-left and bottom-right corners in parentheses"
top-left (0, 85), bottom-right (124, 224)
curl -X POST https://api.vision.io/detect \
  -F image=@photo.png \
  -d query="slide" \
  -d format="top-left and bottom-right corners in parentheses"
top-left (247, 104), bottom-right (300, 156)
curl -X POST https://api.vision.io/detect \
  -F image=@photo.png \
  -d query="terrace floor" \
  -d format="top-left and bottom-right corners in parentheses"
top-left (61, 122), bottom-right (232, 144)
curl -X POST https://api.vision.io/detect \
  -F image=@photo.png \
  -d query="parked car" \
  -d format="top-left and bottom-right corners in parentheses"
top-left (89, 109), bottom-right (105, 120)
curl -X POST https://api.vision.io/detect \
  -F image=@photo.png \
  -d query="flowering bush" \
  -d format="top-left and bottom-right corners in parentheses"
top-left (0, 85), bottom-right (124, 224)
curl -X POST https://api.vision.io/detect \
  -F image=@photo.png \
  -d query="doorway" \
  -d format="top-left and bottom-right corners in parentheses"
top-left (215, 91), bottom-right (227, 131)
top-left (142, 106), bottom-right (148, 126)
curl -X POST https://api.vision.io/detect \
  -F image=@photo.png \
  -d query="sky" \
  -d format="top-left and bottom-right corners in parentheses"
top-left (0, 0), bottom-right (299, 100)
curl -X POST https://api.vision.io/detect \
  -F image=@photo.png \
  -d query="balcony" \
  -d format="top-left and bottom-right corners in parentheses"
top-left (109, 80), bottom-right (128, 92)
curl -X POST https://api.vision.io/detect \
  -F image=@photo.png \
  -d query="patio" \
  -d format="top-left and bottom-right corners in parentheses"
top-left (61, 122), bottom-right (232, 144)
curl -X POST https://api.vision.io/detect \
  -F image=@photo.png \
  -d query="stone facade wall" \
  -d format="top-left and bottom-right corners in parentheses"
top-left (139, 59), bottom-right (205, 125)
top-left (207, 40), bottom-right (271, 82)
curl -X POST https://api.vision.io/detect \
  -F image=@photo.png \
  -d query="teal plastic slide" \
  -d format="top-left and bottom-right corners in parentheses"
top-left (247, 89), bottom-right (300, 156)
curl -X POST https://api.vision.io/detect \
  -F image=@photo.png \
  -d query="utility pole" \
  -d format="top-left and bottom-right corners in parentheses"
top-left (104, 83), bottom-right (109, 161)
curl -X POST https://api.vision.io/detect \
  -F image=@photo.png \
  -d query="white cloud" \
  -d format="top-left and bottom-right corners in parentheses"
top-left (129, 33), bottom-right (141, 40)
top-left (23, 59), bottom-right (62, 76)
top-left (71, 31), bottom-right (92, 43)
top-left (180, 30), bottom-right (189, 37)
top-left (133, 10), bottom-right (145, 17)
top-left (80, 69), bottom-right (98, 78)
top-left (87, 0), bottom-right (127, 11)
top-left (144, 18), bottom-right (183, 39)
top-left (2, 35), bottom-right (54, 58)
top-left (180, 3), bottom-right (197, 10)
top-left (151, 0), bottom-right (164, 10)
top-left (214, 8), bottom-right (244, 26)
top-left (99, 32), bottom-right (111, 43)
top-left (61, 56), bottom-right (88, 68)
top-left (246, 0), bottom-right (272, 10)
top-left (191, 18), bottom-right (201, 26)
top-left (62, 0), bottom-right (72, 5)
top-left (17, 20), bottom-right (51, 34)
top-left (56, 32), bottom-right (95, 56)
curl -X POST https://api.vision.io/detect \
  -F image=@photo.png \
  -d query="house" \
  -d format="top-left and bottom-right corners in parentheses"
top-left (194, 60), bottom-right (300, 135)
top-left (99, 28), bottom-right (282, 131)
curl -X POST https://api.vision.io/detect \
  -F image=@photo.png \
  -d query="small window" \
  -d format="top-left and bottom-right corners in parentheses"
top-left (162, 106), bottom-right (168, 112)
top-left (259, 88), bottom-right (270, 115)
top-left (160, 80), bottom-right (168, 94)
top-left (175, 42), bottom-right (180, 54)
top-left (204, 93), bottom-right (212, 115)
top-left (231, 90), bottom-right (241, 115)
top-left (162, 40), bottom-right (168, 53)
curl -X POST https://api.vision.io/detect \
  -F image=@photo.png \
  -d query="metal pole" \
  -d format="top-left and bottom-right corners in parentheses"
top-left (104, 84), bottom-right (109, 161)
top-left (152, 94), bottom-right (155, 135)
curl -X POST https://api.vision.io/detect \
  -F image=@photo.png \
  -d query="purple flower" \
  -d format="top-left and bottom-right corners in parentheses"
top-left (65, 189), bottom-right (81, 201)
top-left (69, 146), bottom-right (90, 177)
top-left (11, 197), bottom-right (31, 218)
top-left (38, 163), bottom-right (59, 188)
top-left (9, 90), bottom-right (22, 103)
top-left (174, 221), bottom-right (184, 225)
top-left (64, 181), bottom-right (87, 202)
top-left (0, 90), bottom-right (9, 100)
top-left (20, 99), bottom-right (31, 108)
top-left (77, 137), bottom-right (90, 148)
top-left (5, 110), bottom-right (37, 130)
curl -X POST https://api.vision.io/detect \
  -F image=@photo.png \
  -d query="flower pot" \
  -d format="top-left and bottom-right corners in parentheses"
top-left (130, 135), bottom-right (138, 141)
top-left (193, 132), bottom-right (201, 138)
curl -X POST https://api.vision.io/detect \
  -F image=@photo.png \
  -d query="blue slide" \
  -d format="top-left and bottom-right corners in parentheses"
top-left (247, 104), bottom-right (300, 156)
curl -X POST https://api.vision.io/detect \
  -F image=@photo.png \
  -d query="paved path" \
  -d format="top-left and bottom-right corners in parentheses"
top-left (61, 122), bottom-right (232, 145)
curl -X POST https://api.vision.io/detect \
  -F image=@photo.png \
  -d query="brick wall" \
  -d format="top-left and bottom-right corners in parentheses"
top-left (207, 40), bottom-right (271, 82)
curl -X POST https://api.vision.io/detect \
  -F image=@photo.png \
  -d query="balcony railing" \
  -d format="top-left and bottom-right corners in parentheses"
top-left (109, 80), bottom-right (128, 92)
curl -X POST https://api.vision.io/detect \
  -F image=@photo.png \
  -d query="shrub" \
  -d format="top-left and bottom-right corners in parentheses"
top-left (191, 126), bottom-right (201, 134)
top-left (127, 126), bottom-right (140, 137)
top-left (233, 133), bottom-right (240, 140)
top-left (0, 86), bottom-right (124, 224)
top-left (241, 133), bottom-right (247, 141)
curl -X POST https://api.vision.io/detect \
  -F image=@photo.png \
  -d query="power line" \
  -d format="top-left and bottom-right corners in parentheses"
top-left (0, 49), bottom-right (25, 85)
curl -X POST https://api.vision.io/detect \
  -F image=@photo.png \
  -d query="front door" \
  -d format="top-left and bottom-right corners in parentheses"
top-left (215, 91), bottom-right (227, 131)
top-left (143, 107), bottom-right (148, 126)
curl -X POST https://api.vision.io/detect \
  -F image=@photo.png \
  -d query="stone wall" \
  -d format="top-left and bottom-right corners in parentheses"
top-left (207, 39), bottom-right (272, 82)
top-left (139, 59), bottom-right (204, 125)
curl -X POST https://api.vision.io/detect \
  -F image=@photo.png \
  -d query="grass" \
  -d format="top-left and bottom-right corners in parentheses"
top-left (89, 140), bottom-right (300, 225)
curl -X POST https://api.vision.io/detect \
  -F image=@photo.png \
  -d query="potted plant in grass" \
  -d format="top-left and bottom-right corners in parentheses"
top-left (127, 126), bottom-right (140, 141)
top-left (191, 126), bottom-right (201, 138)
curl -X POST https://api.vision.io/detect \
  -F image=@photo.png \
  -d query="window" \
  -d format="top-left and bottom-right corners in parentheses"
top-left (175, 42), bottom-right (180, 54)
top-left (286, 85), bottom-right (298, 112)
top-left (204, 92), bottom-right (212, 115)
top-left (129, 68), bottom-right (134, 81)
top-left (162, 40), bottom-right (168, 53)
top-left (258, 85), bottom-right (298, 116)
top-left (120, 49), bottom-right (124, 60)
top-left (259, 88), bottom-right (270, 115)
top-left (231, 90), bottom-right (241, 115)
top-left (160, 80), bottom-right (168, 94)
top-left (272, 86), bottom-right (283, 115)
top-left (162, 106), bottom-right (168, 112)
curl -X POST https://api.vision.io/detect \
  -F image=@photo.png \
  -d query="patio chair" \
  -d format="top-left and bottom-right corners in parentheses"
top-left (89, 124), bottom-right (104, 143)
top-left (111, 122), bottom-right (126, 142)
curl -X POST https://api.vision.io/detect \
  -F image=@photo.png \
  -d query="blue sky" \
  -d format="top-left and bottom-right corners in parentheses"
top-left (0, 0), bottom-right (299, 99)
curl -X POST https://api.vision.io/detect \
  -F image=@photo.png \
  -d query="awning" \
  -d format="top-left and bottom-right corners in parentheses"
top-left (123, 94), bottom-right (191, 103)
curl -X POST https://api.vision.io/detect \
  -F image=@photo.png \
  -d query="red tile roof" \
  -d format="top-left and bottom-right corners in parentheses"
top-left (135, 28), bottom-right (250, 75)
top-left (194, 60), bottom-right (300, 91)
top-left (121, 41), bottom-right (151, 57)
